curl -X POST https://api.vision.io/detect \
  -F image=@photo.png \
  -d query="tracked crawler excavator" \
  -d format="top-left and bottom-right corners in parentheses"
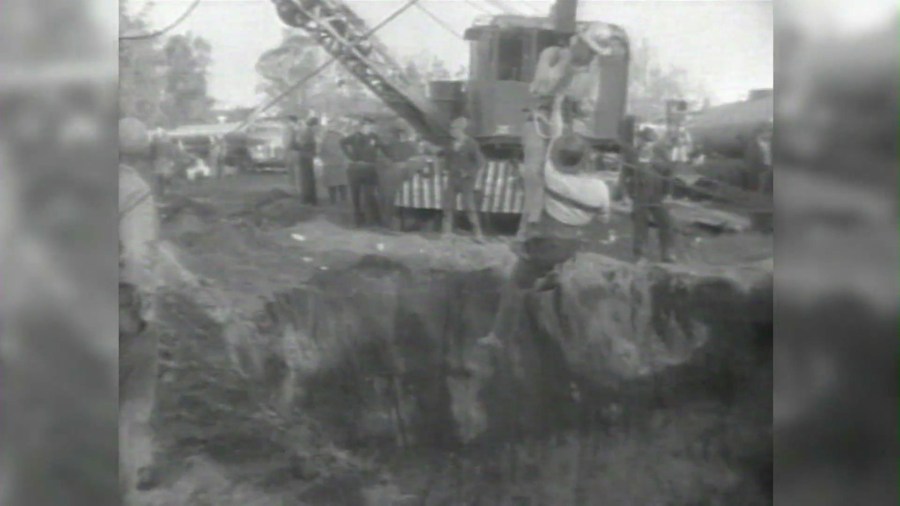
top-left (270, 0), bottom-right (630, 215)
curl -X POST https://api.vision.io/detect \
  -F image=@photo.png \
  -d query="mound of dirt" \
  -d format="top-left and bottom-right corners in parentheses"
top-left (230, 189), bottom-right (320, 229)
top-left (150, 289), bottom-right (375, 504)
top-left (239, 249), bottom-right (772, 504)
top-left (150, 216), bottom-right (772, 505)
top-left (160, 196), bottom-right (222, 236)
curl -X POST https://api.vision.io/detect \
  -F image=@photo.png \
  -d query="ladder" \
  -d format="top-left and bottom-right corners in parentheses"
top-left (272, 0), bottom-right (451, 142)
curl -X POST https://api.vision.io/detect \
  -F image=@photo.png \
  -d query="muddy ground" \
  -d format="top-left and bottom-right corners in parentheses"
top-left (136, 172), bottom-right (772, 505)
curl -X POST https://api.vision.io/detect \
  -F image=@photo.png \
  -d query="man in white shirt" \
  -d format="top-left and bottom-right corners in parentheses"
top-left (481, 132), bottom-right (610, 348)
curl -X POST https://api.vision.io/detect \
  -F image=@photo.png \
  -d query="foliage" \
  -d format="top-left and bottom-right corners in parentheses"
top-left (119, 1), bottom-right (215, 127)
top-left (627, 39), bottom-right (711, 121)
top-left (119, 0), bottom-right (167, 125)
top-left (255, 28), bottom-right (385, 120)
top-left (161, 34), bottom-right (215, 127)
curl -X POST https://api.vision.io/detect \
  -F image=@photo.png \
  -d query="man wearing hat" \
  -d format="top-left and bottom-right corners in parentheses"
top-left (118, 117), bottom-right (163, 498)
top-left (530, 22), bottom-right (628, 137)
top-left (616, 126), bottom-right (676, 263)
top-left (443, 116), bottom-right (485, 240)
top-left (481, 132), bottom-right (610, 348)
top-left (340, 117), bottom-right (392, 226)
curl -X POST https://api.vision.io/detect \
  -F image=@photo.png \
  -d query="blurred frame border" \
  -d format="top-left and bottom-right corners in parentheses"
top-left (774, 1), bottom-right (899, 505)
top-left (0, 0), bottom-right (120, 505)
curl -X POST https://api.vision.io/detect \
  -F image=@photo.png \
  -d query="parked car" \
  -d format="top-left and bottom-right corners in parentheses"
top-left (246, 121), bottom-right (286, 170)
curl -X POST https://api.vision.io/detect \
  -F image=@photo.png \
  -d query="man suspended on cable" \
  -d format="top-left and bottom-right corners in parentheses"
top-left (478, 21), bottom-right (626, 348)
top-left (480, 125), bottom-right (611, 349)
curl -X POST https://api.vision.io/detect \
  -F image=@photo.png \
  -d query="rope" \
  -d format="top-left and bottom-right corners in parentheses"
top-left (531, 112), bottom-right (554, 139)
top-left (119, 189), bottom-right (154, 222)
top-left (119, 0), bottom-right (203, 41)
top-left (462, 0), bottom-right (496, 15)
top-left (416, 3), bottom-right (464, 38)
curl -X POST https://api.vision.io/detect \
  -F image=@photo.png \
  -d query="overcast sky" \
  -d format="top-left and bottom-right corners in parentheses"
top-left (129, 0), bottom-right (783, 108)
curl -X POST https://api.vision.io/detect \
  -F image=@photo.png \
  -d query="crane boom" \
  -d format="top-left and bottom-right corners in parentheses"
top-left (271, 0), bottom-right (451, 141)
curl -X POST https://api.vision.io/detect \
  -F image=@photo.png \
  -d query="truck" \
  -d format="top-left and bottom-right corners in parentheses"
top-left (685, 89), bottom-right (773, 192)
top-left (687, 89), bottom-right (774, 158)
top-left (269, 0), bottom-right (630, 215)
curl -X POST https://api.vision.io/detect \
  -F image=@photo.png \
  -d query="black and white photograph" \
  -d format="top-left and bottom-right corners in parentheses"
top-left (117, 0), bottom-right (777, 504)
top-left (4, 0), bottom-right (900, 504)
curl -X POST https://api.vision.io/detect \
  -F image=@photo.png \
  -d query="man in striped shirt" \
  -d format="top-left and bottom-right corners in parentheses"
top-left (481, 132), bottom-right (610, 348)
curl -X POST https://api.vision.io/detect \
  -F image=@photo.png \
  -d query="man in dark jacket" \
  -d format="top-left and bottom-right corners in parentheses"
top-left (298, 117), bottom-right (320, 205)
top-left (443, 116), bottom-right (486, 240)
top-left (616, 127), bottom-right (676, 263)
top-left (150, 130), bottom-right (176, 197)
top-left (283, 115), bottom-right (303, 194)
top-left (340, 117), bottom-right (391, 226)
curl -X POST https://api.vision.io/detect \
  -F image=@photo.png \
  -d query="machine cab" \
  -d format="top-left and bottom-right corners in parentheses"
top-left (463, 15), bottom-right (630, 154)
top-left (463, 16), bottom-right (563, 153)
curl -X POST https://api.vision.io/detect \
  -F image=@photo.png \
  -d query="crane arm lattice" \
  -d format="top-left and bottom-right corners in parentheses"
top-left (272, 0), bottom-right (451, 142)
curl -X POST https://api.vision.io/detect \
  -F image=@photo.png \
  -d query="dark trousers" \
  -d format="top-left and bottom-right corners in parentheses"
top-left (632, 202), bottom-right (674, 261)
top-left (491, 237), bottom-right (580, 340)
top-left (442, 176), bottom-right (483, 236)
top-left (328, 185), bottom-right (348, 205)
top-left (348, 162), bottom-right (381, 226)
top-left (299, 156), bottom-right (318, 205)
top-left (286, 151), bottom-right (301, 194)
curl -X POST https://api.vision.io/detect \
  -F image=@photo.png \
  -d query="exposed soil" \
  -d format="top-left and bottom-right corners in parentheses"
top-left (132, 172), bottom-right (772, 505)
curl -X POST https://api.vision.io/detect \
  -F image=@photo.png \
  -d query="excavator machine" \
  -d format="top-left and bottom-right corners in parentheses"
top-left (269, 0), bottom-right (630, 215)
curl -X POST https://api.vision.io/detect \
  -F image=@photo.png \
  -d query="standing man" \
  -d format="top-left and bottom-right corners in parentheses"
top-left (340, 117), bottom-right (391, 226)
top-left (150, 129), bottom-right (176, 197)
top-left (319, 119), bottom-right (349, 205)
top-left (283, 115), bottom-right (303, 195)
top-left (118, 117), bottom-right (163, 499)
top-left (745, 119), bottom-right (773, 194)
top-left (298, 117), bottom-right (320, 205)
top-left (443, 116), bottom-right (485, 241)
top-left (208, 135), bottom-right (224, 179)
top-left (665, 122), bottom-right (693, 168)
top-left (480, 132), bottom-right (610, 348)
top-left (616, 126), bottom-right (676, 263)
top-left (378, 128), bottom-right (429, 230)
